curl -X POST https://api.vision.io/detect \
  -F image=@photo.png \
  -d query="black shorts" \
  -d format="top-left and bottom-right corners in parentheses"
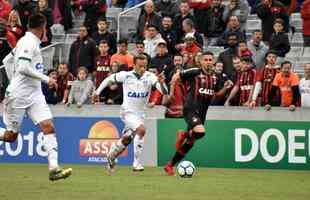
top-left (183, 106), bottom-right (208, 130)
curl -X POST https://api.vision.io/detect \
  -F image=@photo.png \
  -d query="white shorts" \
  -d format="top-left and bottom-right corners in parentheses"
top-left (3, 96), bottom-right (53, 133)
top-left (120, 110), bottom-right (145, 132)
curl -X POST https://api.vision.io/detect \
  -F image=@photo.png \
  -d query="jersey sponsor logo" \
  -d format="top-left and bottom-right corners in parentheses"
top-left (240, 85), bottom-right (254, 91)
top-left (198, 88), bottom-right (214, 95)
top-left (127, 91), bottom-right (149, 98)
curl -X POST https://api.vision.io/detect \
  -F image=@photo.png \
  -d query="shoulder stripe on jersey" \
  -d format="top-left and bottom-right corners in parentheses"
top-left (18, 57), bottom-right (31, 62)
top-left (183, 68), bottom-right (200, 73)
top-left (114, 74), bottom-right (117, 82)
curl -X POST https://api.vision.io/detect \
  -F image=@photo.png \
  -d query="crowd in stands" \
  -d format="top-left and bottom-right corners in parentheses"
top-left (0, 0), bottom-right (310, 118)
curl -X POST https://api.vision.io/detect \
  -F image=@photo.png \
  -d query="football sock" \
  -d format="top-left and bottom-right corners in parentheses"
top-left (171, 138), bottom-right (195, 166)
top-left (43, 134), bottom-right (59, 171)
top-left (0, 128), bottom-right (5, 140)
top-left (108, 139), bottom-right (126, 160)
top-left (133, 135), bottom-right (144, 167)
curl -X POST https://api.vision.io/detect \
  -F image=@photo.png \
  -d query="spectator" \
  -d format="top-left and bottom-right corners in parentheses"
top-left (231, 56), bottom-right (242, 83)
top-left (166, 54), bottom-right (185, 83)
top-left (143, 24), bottom-right (164, 58)
top-left (57, 63), bottom-right (74, 104)
top-left (299, 63), bottom-right (310, 107)
top-left (217, 15), bottom-right (246, 47)
top-left (155, 0), bottom-right (179, 18)
top-left (134, 40), bottom-right (151, 66)
top-left (91, 17), bottom-right (117, 55)
top-left (95, 40), bottom-right (111, 89)
top-left (249, 50), bottom-right (280, 107)
top-left (163, 56), bottom-right (187, 118)
top-left (68, 25), bottom-right (97, 75)
top-left (180, 33), bottom-right (202, 68)
top-left (110, 38), bottom-right (134, 70)
top-left (160, 15), bottom-right (177, 54)
top-left (189, 0), bottom-right (211, 38)
top-left (266, 61), bottom-right (299, 111)
top-left (6, 10), bottom-right (23, 48)
top-left (42, 69), bottom-right (59, 105)
top-left (0, 0), bottom-right (12, 21)
top-left (14, 0), bottom-right (35, 32)
top-left (150, 40), bottom-right (173, 74)
top-left (0, 21), bottom-right (11, 65)
top-left (225, 56), bottom-right (256, 106)
top-left (205, 0), bottom-right (226, 46)
top-left (269, 19), bottom-right (290, 64)
top-left (256, 0), bottom-right (289, 42)
top-left (180, 18), bottom-right (204, 48)
top-left (217, 32), bottom-right (239, 79)
top-left (49, 0), bottom-right (73, 31)
top-left (301, 0), bottom-right (310, 47)
top-left (173, 0), bottom-right (195, 44)
top-left (223, 0), bottom-right (249, 31)
top-left (80, 0), bottom-right (106, 34)
top-left (238, 40), bottom-right (253, 57)
top-left (211, 61), bottom-right (233, 105)
top-left (136, 0), bottom-right (162, 40)
top-left (247, 30), bottom-right (269, 69)
top-left (101, 61), bottom-right (123, 104)
top-left (36, 0), bottom-right (53, 47)
top-left (67, 67), bottom-right (95, 108)
top-left (110, 0), bottom-right (128, 8)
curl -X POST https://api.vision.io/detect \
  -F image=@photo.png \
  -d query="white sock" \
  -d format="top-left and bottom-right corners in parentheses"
top-left (108, 139), bottom-right (126, 160)
top-left (0, 128), bottom-right (5, 140)
top-left (43, 134), bottom-right (59, 171)
top-left (133, 135), bottom-right (144, 167)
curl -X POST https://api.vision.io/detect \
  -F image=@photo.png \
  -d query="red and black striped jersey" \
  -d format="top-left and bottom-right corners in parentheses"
top-left (237, 69), bottom-right (256, 105)
top-left (95, 55), bottom-right (111, 88)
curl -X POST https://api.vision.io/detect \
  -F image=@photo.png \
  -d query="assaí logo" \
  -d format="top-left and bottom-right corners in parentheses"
top-left (79, 120), bottom-right (128, 163)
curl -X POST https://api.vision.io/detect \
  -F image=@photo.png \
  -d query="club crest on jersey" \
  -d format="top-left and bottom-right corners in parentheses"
top-left (199, 88), bottom-right (214, 95)
top-left (35, 63), bottom-right (44, 72)
top-left (128, 91), bottom-right (149, 98)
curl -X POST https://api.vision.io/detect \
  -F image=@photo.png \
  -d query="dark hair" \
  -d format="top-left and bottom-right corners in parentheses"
top-left (134, 54), bottom-right (148, 64)
top-left (239, 40), bottom-right (247, 44)
top-left (281, 60), bottom-right (292, 68)
top-left (240, 56), bottom-right (253, 63)
top-left (183, 18), bottom-right (194, 28)
top-left (47, 69), bottom-right (57, 76)
top-left (227, 32), bottom-right (238, 39)
top-left (28, 13), bottom-right (46, 29)
top-left (274, 18), bottom-right (284, 26)
top-left (253, 29), bottom-right (262, 34)
top-left (135, 40), bottom-right (144, 45)
top-left (265, 50), bottom-right (278, 58)
top-left (146, 24), bottom-right (159, 31)
top-left (174, 53), bottom-right (183, 58)
top-left (97, 17), bottom-right (107, 24)
top-left (118, 38), bottom-right (128, 45)
top-left (99, 40), bottom-right (109, 45)
top-left (202, 51), bottom-right (214, 57)
top-left (180, 0), bottom-right (189, 4)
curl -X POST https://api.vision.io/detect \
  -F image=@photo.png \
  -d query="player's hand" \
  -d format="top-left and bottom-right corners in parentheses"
top-left (65, 102), bottom-right (71, 107)
top-left (249, 100), bottom-right (256, 109)
top-left (243, 101), bottom-right (250, 107)
top-left (92, 94), bottom-right (100, 104)
top-left (224, 100), bottom-right (230, 107)
top-left (171, 72), bottom-right (180, 84)
top-left (77, 103), bottom-right (83, 108)
top-left (147, 102), bottom-right (155, 108)
top-left (48, 78), bottom-right (57, 88)
top-left (157, 72), bottom-right (166, 84)
top-left (109, 84), bottom-right (118, 90)
top-left (289, 105), bottom-right (296, 112)
top-left (264, 104), bottom-right (271, 111)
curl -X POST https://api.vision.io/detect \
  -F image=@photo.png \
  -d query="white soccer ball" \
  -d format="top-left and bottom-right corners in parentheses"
top-left (176, 161), bottom-right (196, 178)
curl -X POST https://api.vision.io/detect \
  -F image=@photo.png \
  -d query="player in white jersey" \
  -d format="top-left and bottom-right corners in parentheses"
top-left (94, 54), bottom-right (168, 172)
top-left (0, 14), bottom-right (72, 181)
top-left (299, 63), bottom-right (310, 107)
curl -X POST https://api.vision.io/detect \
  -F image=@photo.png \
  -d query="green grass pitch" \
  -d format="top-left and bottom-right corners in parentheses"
top-left (0, 163), bottom-right (309, 200)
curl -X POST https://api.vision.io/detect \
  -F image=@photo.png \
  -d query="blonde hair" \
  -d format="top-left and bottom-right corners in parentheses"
top-left (8, 10), bottom-right (22, 27)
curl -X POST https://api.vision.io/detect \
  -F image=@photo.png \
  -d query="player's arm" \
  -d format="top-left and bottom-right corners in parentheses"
top-left (153, 73), bottom-right (169, 96)
top-left (179, 68), bottom-right (201, 81)
top-left (94, 71), bottom-right (126, 96)
top-left (224, 84), bottom-right (239, 106)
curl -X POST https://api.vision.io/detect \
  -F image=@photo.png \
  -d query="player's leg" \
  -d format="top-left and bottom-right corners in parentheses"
top-left (133, 125), bottom-right (146, 171)
top-left (0, 98), bottom-right (24, 142)
top-left (28, 101), bottom-right (72, 181)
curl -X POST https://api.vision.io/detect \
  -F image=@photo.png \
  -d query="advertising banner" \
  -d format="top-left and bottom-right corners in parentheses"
top-left (0, 117), bottom-right (133, 165)
top-left (158, 119), bottom-right (310, 170)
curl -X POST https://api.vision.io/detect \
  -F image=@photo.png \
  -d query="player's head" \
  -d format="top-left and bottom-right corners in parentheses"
top-left (28, 13), bottom-right (46, 40)
top-left (57, 63), bottom-right (69, 76)
top-left (134, 54), bottom-right (148, 75)
top-left (265, 50), bottom-right (278, 66)
top-left (98, 40), bottom-right (109, 54)
top-left (240, 56), bottom-right (252, 71)
top-left (200, 51), bottom-right (215, 72)
top-left (77, 67), bottom-right (88, 81)
top-left (280, 61), bottom-right (292, 77)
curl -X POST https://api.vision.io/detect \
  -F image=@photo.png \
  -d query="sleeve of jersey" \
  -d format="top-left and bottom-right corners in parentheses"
top-left (151, 74), bottom-right (168, 95)
top-left (180, 68), bottom-right (200, 81)
top-left (17, 58), bottom-right (49, 83)
top-left (95, 72), bottom-right (126, 95)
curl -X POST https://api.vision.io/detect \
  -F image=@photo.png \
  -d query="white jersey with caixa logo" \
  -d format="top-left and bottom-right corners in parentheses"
top-left (6, 32), bottom-right (48, 108)
top-left (96, 70), bottom-right (163, 113)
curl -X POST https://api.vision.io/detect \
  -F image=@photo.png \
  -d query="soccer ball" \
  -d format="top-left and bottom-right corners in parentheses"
top-left (176, 161), bottom-right (196, 178)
